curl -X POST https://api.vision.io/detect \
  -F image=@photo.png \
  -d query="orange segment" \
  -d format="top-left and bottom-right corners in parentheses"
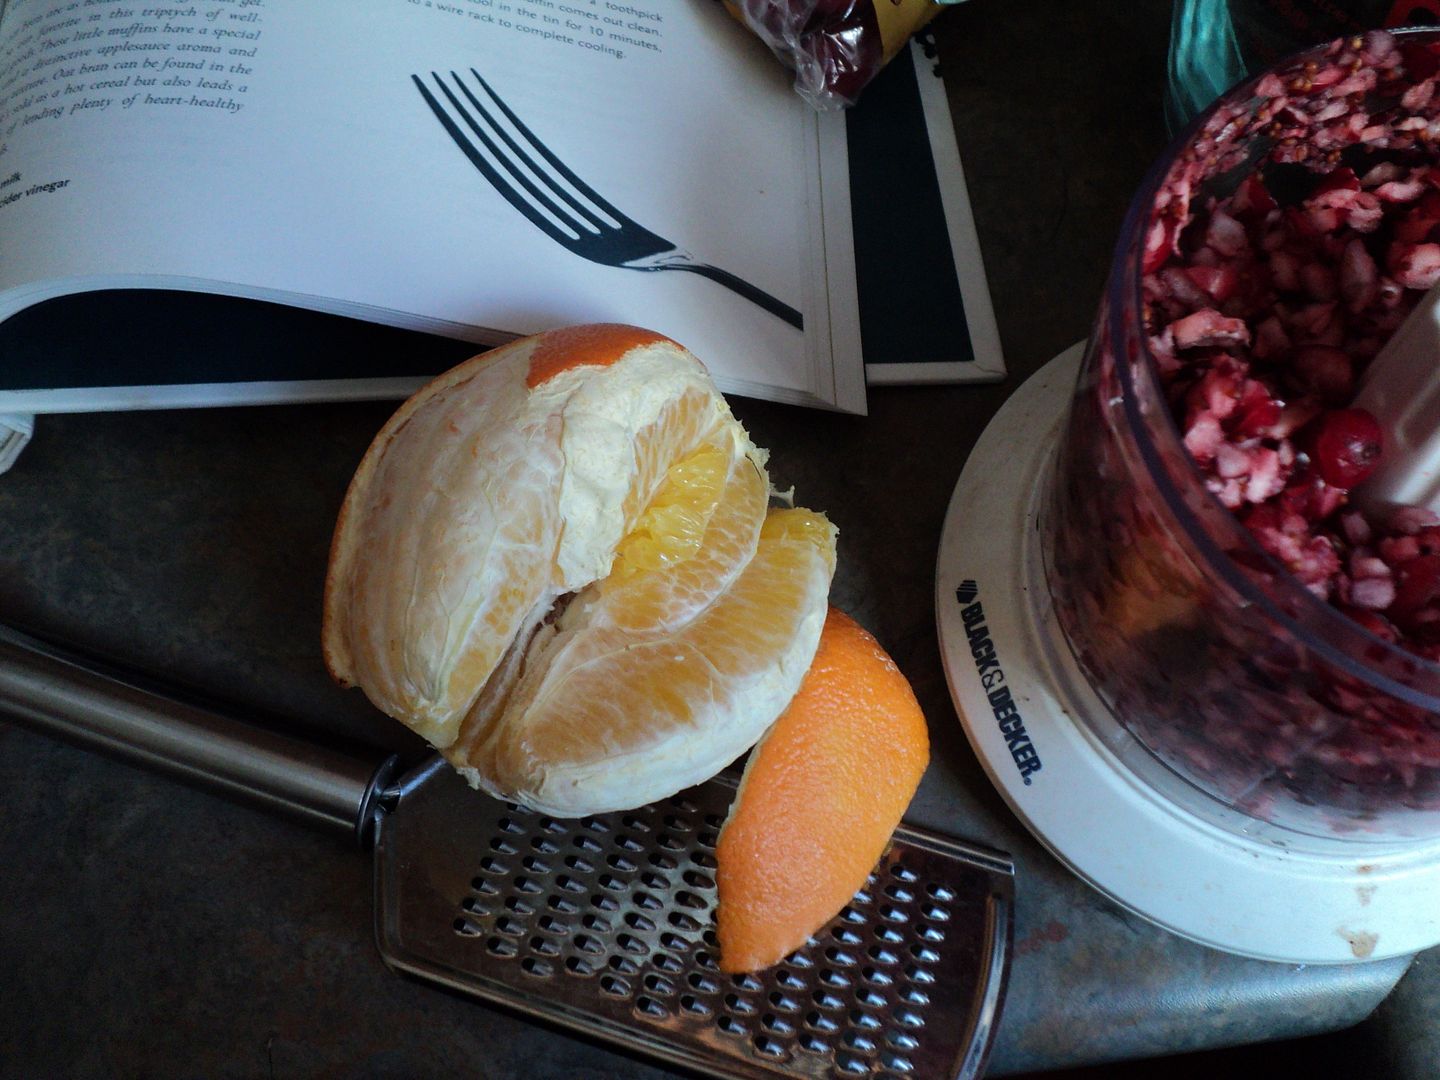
top-left (715, 608), bottom-right (930, 974)
top-left (453, 506), bottom-right (837, 816)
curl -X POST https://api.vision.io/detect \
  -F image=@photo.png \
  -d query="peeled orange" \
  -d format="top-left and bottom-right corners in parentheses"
top-left (715, 607), bottom-right (930, 973)
top-left (323, 324), bottom-right (838, 816)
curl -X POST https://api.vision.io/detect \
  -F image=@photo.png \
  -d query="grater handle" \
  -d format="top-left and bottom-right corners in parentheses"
top-left (0, 623), bottom-right (399, 848)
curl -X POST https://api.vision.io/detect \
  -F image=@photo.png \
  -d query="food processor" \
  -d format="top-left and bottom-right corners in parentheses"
top-left (937, 31), bottom-right (1440, 964)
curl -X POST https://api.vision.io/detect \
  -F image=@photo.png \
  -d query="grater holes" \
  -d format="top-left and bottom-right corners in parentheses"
top-left (926, 882), bottom-right (956, 901)
top-left (895, 1009), bottom-right (924, 1029)
top-left (850, 1009), bottom-right (883, 1031)
top-left (857, 989), bottom-right (887, 1009)
top-left (531, 837), bottom-right (560, 855)
top-left (682, 869), bottom-right (715, 891)
top-left (488, 837), bottom-right (517, 854)
top-left (494, 916), bottom-right (525, 937)
top-left (717, 1015), bottom-right (747, 1036)
top-left (616, 834), bottom-right (644, 853)
top-left (591, 894), bottom-right (621, 912)
top-left (530, 936), bottom-right (560, 957)
top-left (909, 943), bottom-right (940, 963)
top-left (581, 816), bottom-right (608, 834)
top-left (555, 874), bottom-right (586, 894)
top-left (883, 883), bottom-right (914, 902)
top-left (635, 995), bottom-right (668, 1019)
top-left (521, 856), bottom-right (550, 875)
top-left (667, 911), bottom-right (701, 932)
top-left (454, 917), bottom-right (483, 937)
top-left (643, 973), bottom-right (675, 996)
top-left (479, 855), bottom-right (509, 875)
top-left (536, 914), bottom-right (566, 934)
top-left (775, 969), bottom-right (805, 990)
top-left (660, 932), bottom-right (689, 952)
top-left (563, 854), bottom-right (593, 872)
top-left (753, 1033), bottom-right (787, 1057)
top-left (836, 1052), bottom-right (870, 1074)
top-left (899, 986), bottom-right (929, 1006)
top-left (730, 973), bottom-right (762, 992)
top-left (608, 955), bottom-right (640, 975)
top-left (615, 932), bottom-right (649, 956)
top-left (788, 952), bottom-right (815, 969)
top-left (701, 928), bottom-right (720, 949)
top-left (573, 834), bottom-right (604, 854)
top-left (688, 972), bottom-right (720, 993)
top-left (565, 956), bottom-right (596, 976)
top-left (819, 968), bottom-right (851, 989)
top-left (470, 876), bottom-right (500, 895)
top-left (918, 924), bottom-right (946, 942)
top-left (805, 1010), bottom-right (839, 1033)
top-left (723, 993), bottom-right (756, 1015)
top-left (647, 852), bottom-right (678, 871)
top-left (768, 992), bottom-right (799, 1012)
top-left (703, 811), bottom-right (724, 828)
top-left (624, 912), bottom-right (656, 932)
top-left (862, 966), bottom-right (893, 987)
top-left (812, 989), bottom-right (844, 1011)
top-left (825, 947), bottom-right (857, 967)
top-left (833, 927), bottom-right (864, 946)
top-left (886, 1030), bottom-right (920, 1050)
top-left (881, 1056), bottom-right (915, 1075)
top-left (460, 896), bottom-right (492, 916)
top-left (600, 974), bottom-right (631, 997)
top-left (879, 905), bottom-right (907, 923)
top-left (891, 864), bottom-right (919, 883)
top-left (675, 890), bottom-right (707, 911)
top-left (639, 870), bottom-right (668, 890)
top-left (513, 876), bottom-right (543, 896)
top-left (521, 957), bottom-right (553, 978)
top-left (922, 903), bottom-right (951, 922)
top-left (546, 895), bottom-right (580, 914)
top-left (868, 946), bottom-right (900, 966)
top-left (680, 994), bottom-right (710, 1016)
top-left (620, 813), bottom-right (651, 832)
top-left (662, 813), bottom-right (692, 833)
top-left (668, 794), bottom-right (700, 813)
top-left (503, 801), bottom-right (530, 814)
top-left (690, 850), bottom-right (718, 870)
top-left (634, 890), bottom-right (663, 911)
top-left (694, 950), bottom-right (718, 970)
top-left (761, 1013), bottom-right (794, 1036)
top-left (696, 829), bottom-right (719, 848)
top-left (839, 906), bottom-right (866, 925)
top-left (598, 873), bottom-right (626, 891)
top-left (657, 833), bottom-right (685, 851)
top-left (537, 815), bottom-right (566, 834)
top-left (904, 963), bottom-right (935, 984)
top-left (843, 1031), bottom-right (877, 1053)
top-left (875, 926), bottom-right (904, 944)
top-left (486, 936), bottom-right (517, 957)
top-left (800, 1034), bottom-right (830, 1055)
top-left (606, 853), bottom-right (637, 872)
top-left (573, 933), bottom-right (604, 955)
top-left (503, 896), bottom-right (535, 916)
top-left (652, 953), bottom-right (683, 975)
top-left (853, 888), bottom-right (874, 905)
top-left (496, 816), bottom-right (526, 835)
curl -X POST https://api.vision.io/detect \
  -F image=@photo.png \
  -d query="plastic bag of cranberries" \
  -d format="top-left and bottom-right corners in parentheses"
top-left (725, 0), bottom-right (954, 109)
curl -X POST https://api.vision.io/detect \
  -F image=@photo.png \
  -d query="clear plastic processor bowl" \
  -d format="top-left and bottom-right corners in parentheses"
top-left (1042, 32), bottom-right (1440, 845)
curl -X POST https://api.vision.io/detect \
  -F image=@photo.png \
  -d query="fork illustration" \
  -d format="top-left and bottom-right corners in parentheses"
top-left (412, 69), bottom-right (804, 331)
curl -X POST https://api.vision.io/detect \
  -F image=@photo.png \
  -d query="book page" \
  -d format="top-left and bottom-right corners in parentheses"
top-left (0, 0), bottom-right (857, 409)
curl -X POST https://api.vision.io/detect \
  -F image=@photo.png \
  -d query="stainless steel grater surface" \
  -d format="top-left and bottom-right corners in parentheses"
top-left (377, 758), bottom-right (1014, 1080)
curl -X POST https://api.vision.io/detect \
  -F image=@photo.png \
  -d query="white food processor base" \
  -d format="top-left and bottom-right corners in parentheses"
top-left (936, 343), bottom-right (1440, 964)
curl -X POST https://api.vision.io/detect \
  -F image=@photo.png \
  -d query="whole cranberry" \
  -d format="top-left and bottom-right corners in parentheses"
top-left (1390, 554), bottom-right (1440, 632)
top-left (1309, 408), bottom-right (1384, 489)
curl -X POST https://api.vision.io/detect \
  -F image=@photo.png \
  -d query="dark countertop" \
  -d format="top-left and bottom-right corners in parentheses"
top-left (2, 2), bottom-right (1439, 1078)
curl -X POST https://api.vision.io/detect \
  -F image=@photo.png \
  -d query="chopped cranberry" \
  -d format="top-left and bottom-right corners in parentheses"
top-left (1308, 408), bottom-right (1384, 489)
top-left (1390, 554), bottom-right (1440, 631)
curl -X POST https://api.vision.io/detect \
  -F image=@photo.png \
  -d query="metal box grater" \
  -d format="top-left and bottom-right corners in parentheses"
top-left (377, 758), bottom-right (1014, 1079)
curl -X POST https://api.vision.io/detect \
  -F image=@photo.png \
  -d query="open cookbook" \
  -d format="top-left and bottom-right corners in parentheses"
top-left (0, 0), bottom-right (1001, 437)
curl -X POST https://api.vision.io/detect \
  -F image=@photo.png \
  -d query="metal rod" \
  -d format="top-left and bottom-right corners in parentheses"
top-left (0, 624), bottom-right (397, 846)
